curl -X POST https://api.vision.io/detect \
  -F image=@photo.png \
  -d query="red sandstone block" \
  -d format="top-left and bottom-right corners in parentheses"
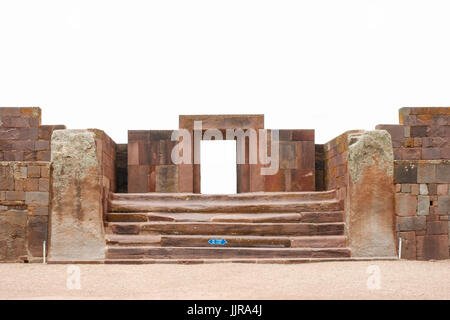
top-left (422, 148), bottom-right (440, 160)
top-left (34, 140), bottom-right (49, 151)
top-left (23, 151), bottom-right (36, 161)
top-left (417, 164), bottom-right (436, 183)
top-left (395, 193), bottom-right (418, 216)
top-left (279, 142), bottom-right (296, 169)
top-left (436, 164), bottom-right (450, 183)
top-left (291, 130), bottom-right (314, 141)
top-left (397, 216), bottom-right (426, 231)
top-left (178, 164), bottom-right (194, 193)
top-left (399, 231), bottom-right (416, 259)
top-left (38, 178), bottom-right (49, 192)
top-left (376, 124), bottom-right (404, 141)
top-left (437, 184), bottom-right (448, 195)
top-left (291, 169), bottom-right (315, 191)
top-left (263, 169), bottom-right (285, 192)
top-left (440, 148), bottom-right (450, 159)
top-left (20, 107), bottom-right (41, 119)
top-left (24, 178), bottom-right (39, 191)
top-left (0, 128), bottom-right (38, 140)
top-left (38, 125), bottom-right (66, 140)
top-left (0, 107), bottom-right (21, 117)
top-left (296, 141), bottom-right (315, 170)
top-left (438, 196), bottom-right (450, 214)
top-left (278, 130), bottom-right (292, 141)
top-left (426, 221), bottom-right (448, 235)
top-left (416, 234), bottom-right (449, 260)
top-left (128, 165), bottom-right (149, 193)
top-left (4, 151), bottom-right (24, 161)
top-left (5, 191), bottom-right (25, 201)
top-left (410, 126), bottom-right (428, 137)
top-left (11, 140), bottom-right (35, 151)
top-left (401, 148), bottom-right (421, 160)
top-left (27, 166), bottom-right (41, 178)
top-left (127, 141), bottom-right (139, 166)
top-left (36, 151), bottom-right (50, 161)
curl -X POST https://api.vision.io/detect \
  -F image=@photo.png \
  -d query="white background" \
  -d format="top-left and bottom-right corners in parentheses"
top-left (200, 140), bottom-right (237, 194)
top-left (1, 0), bottom-right (449, 145)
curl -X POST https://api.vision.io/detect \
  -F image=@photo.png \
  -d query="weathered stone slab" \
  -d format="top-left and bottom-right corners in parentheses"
top-left (48, 130), bottom-right (105, 261)
top-left (347, 130), bottom-right (397, 257)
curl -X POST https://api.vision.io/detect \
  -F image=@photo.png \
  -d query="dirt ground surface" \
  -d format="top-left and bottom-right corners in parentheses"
top-left (0, 260), bottom-right (448, 300)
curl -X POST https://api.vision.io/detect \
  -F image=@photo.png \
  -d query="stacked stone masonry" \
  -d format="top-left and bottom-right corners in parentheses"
top-left (394, 161), bottom-right (450, 259)
top-left (0, 162), bottom-right (50, 262)
top-left (0, 107), bottom-right (65, 161)
top-left (378, 107), bottom-right (450, 260)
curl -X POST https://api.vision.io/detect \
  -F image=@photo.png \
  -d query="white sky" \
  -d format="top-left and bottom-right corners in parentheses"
top-left (1, 0), bottom-right (450, 144)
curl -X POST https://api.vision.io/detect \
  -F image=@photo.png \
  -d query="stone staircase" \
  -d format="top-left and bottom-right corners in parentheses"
top-left (104, 191), bottom-right (351, 263)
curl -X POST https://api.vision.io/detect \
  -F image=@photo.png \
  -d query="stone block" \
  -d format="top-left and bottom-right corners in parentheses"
top-left (437, 184), bottom-right (448, 195)
top-left (397, 216), bottom-right (426, 232)
top-left (437, 195), bottom-right (450, 214)
top-left (0, 210), bottom-right (27, 262)
top-left (401, 148), bottom-right (421, 160)
top-left (419, 184), bottom-right (428, 195)
top-left (6, 191), bottom-right (24, 201)
top-left (291, 130), bottom-right (314, 141)
top-left (399, 231), bottom-right (416, 260)
top-left (394, 162), bottom-right (417, 183)
top-left (440, 148), bottom-right (450, 159)
top-left (25, 192), bottom-right (49, 206)
top-left (36, 151), bottom-right (50, 161)
top-left (49, 130), bottom-right (106, 261)
top-left (417, 195), bottom-right (430, 215)
top-left (427, 183), bottom-right (437, 195)
top-left (426, 221), bottom-right (448, 235)
top-left (422, 148), bottom-right (440, 160)
top-left (34, 140), bottom-right (49, 151)
top-left (291, 169), bottom-right (315, 192)
top-left (27, 166), bottom-right (41, 178)
top-left (38, 178), bottom-right (49, 192)
top-left (410, 126), bottom-right (428, 137)
top-left (26, 216), bottom-right (47, 258)
top-left (347, 130), bottom-right (396, 257)
top-left (395, 193), bottom-right (417, 216)
top-left (417, 163), bottom-right (436, 183)
top-left (411, 184), bottom-right (419, 195)
top-left (279, 142), bottom-right (296, 169)
top-left (24, 178), bottom-right (39, 191)
top-left (296, 141), bottom-right (315, 170)
top-left (435, 164), bottom-right (450, 183)
top-left (416, 234), bottom-right (449, 260)
top-left (155, 165), bottom-right (178, 193)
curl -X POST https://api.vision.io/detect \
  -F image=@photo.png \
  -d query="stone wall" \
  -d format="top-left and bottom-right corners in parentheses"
top-left (394, 160), bottom-right (450, 259)
top-left (127, 128), bottom-right (316, 193)
top-left (376, 107), bottom-right (449, 160)
top-left (128, 130), bottom-right (178, 193)
top-left (0, 162), bottom-right (50, 262)
top-left (0, 107), bottom-right (65, 161)
top-left (377, 107), bottom-right (450, 260)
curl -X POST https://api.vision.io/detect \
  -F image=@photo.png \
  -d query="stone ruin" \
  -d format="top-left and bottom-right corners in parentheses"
top-left (0, 107), bottom-right (448, 263)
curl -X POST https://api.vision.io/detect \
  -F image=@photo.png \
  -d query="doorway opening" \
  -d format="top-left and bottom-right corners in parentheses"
top-left (200, 140), bottom-right (237, 194)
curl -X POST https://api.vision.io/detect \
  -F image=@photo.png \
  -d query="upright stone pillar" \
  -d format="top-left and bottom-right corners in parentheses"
top-left (48, 130), bottom-right (105, 261)
top-left (347, 130), bottom-right (397, 257)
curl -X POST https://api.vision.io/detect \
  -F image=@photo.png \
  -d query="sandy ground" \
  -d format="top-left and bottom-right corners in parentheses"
top-left (0, 260), bottom-right (448, 300)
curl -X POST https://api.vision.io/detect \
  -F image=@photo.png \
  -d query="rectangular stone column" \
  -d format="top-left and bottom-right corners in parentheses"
top-left (48, 130), bottom-right (106, 261)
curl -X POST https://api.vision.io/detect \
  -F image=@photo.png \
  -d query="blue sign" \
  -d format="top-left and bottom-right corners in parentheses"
top-left (208, 239), bottom-right (227, 245)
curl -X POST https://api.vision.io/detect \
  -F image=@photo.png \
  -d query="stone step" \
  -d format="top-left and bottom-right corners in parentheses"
top-left (105, 211), bottom-right (344, 223)
top-left (111, 190), bottom-right (338, 202)
top-left (106, 246), bottom-right (352, 259)
top-left (106, 234), bottom-right (347, 248)
top-left (109, 199), bottom-right (342, 213)
top-left (108, 222), bottom-right (345, 236)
